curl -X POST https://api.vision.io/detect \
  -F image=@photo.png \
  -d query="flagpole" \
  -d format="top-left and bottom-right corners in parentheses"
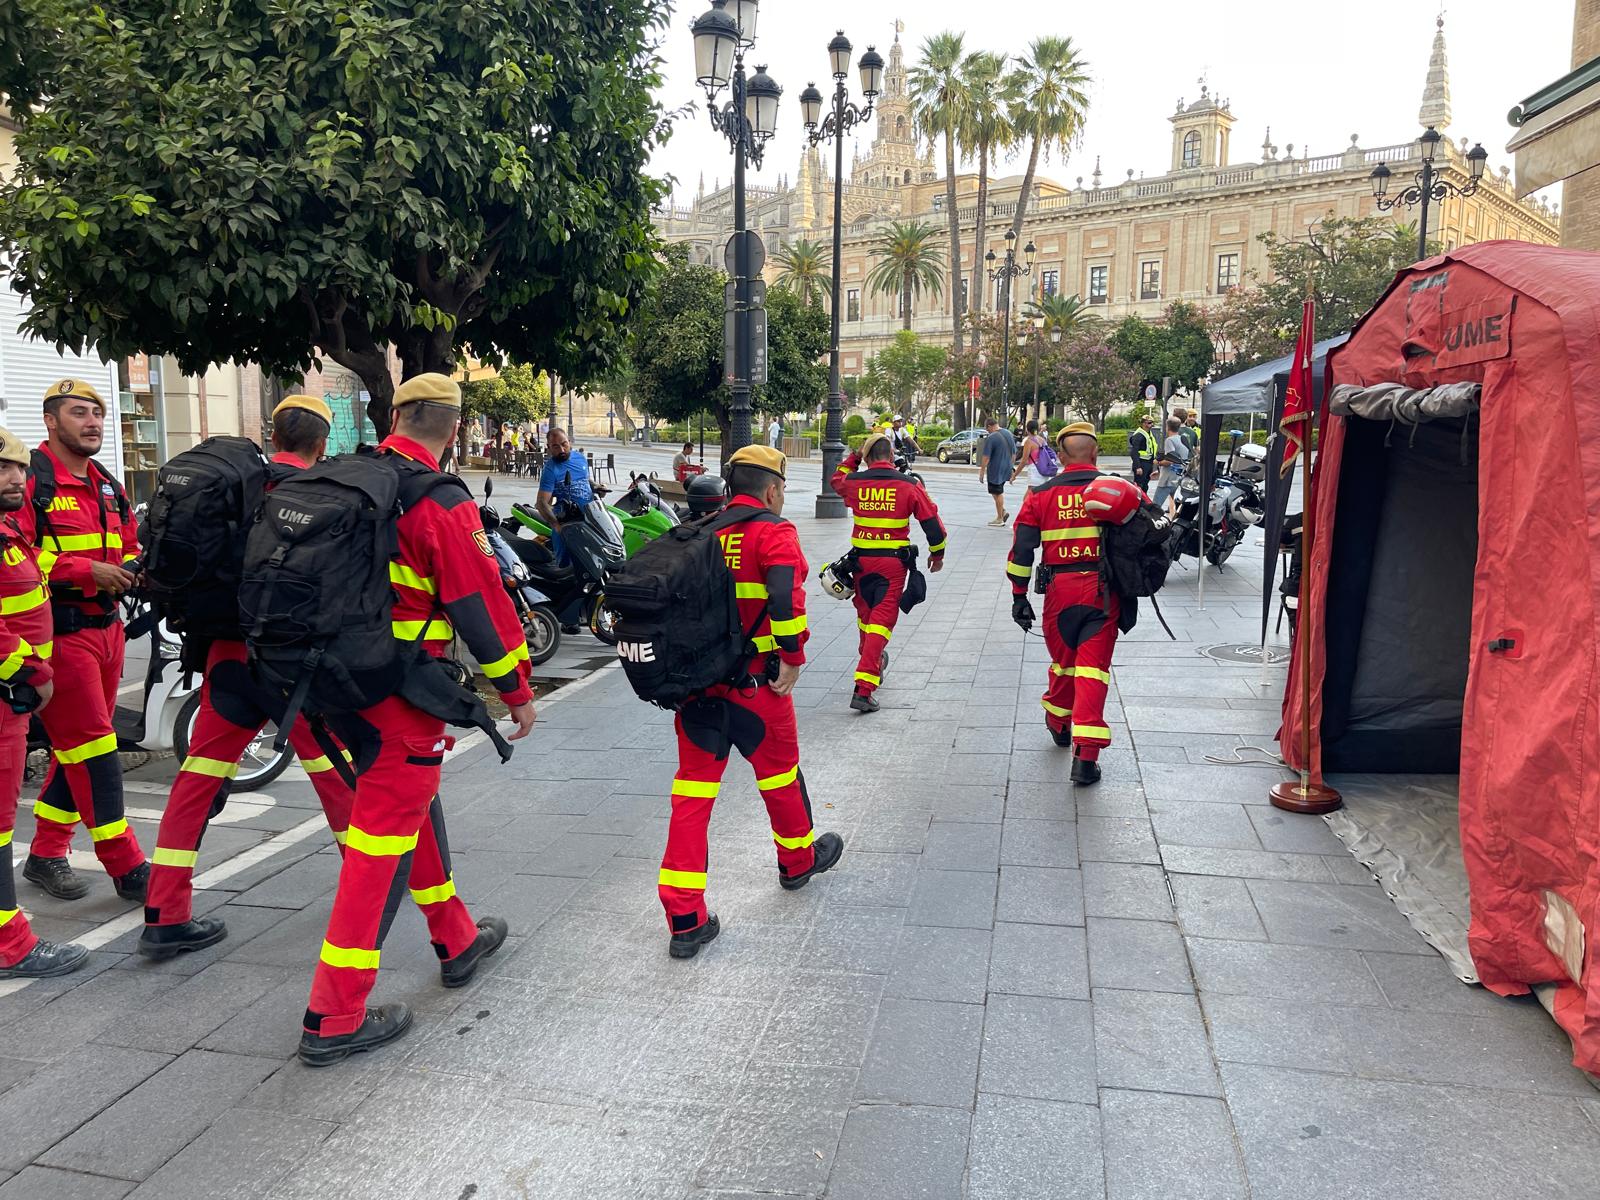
top-left (1271, 286), bottom-right (1341, 815)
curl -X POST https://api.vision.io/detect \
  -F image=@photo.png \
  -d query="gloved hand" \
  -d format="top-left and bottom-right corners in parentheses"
top-left (1011, 594), bottom-right (1035, 631)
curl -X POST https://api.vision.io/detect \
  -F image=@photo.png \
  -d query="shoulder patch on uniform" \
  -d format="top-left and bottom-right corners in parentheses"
top-left (472, 528), bottom-right (493, 557)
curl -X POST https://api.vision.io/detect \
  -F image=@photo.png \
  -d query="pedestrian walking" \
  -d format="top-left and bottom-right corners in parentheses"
top-left (978, 416), bottom-right (1017, 526)
top-left (768, 417), bottom-right (783, 449)
top-left (1012, 420), bottom-right (1052, 488)
top-left (1150, 417), bottom-right (1191, 514)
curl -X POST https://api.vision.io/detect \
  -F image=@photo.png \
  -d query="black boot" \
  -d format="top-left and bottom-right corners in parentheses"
top-left (22, 855), bottom-right (89, 901)
top-left (0, 939), bottom-right (90, 978)
top-left (669, 912), bottom-right (721, 959)
top-left (1049, 725), bottom-right (1074, 749)
top-left (779, 831), bottom-right (845, 891)
top-left (849, 690), bottom-right (879, 714)
top-left (440, 916), bottom-right (509, 988)
top-left (1070, 754), bottom-right (1102, 786)
top-left (137, 916), bottom-right (228, 961)
top-left (298, 1003), bottom-right (414, 1067)
top-left (114, 862), bottom-right (151, 903)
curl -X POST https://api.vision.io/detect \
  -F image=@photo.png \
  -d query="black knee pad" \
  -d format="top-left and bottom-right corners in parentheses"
top-left (858, 571), bottom-right (889, 610)
top-left (1056, 604), bottom-right (1109, 649)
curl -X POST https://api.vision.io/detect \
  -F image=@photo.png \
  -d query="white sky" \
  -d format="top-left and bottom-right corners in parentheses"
top-left (650, 0), bottom-right (1571, 209)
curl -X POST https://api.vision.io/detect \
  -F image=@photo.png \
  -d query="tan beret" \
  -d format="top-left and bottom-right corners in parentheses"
top-left (1055, 421), bottom-right (1098, 449)
top-left (271, 394), bottom-right (334, 425)
top-left (728, 444), bottom-right (787, 480)
top-left (0, 425), bottom-right (28, 467)
top-left (392, 373), bottom-right (461, 410)
top-left (45, 378), bottom-right (105, 410)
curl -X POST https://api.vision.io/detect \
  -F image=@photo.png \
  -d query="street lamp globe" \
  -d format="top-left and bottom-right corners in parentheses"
top-left (1023, 240), bottom-right (1037, 268)
top-left (1369, 160), bottom-right (1392, 199)
top-left (691, 0), bottom-right (739, 89)
top-left (986, 249), bottom-right (998, 265)
top-left (727, 0), bottom-right (759, 46)
top-left (858, 46), bottom-right (885, 98)
top-left (1467, 143), bottom-right (1488, 181)
top-left (745, 65), bottom-right (783, 139)
top-left (799, 82), bottom-right (824, 130)
top-left (1419, 125), bottom-right (1442, 163)
top-left (1050, 327), bottom-right (1063, 344)
top-left (828, 31), bottom-right (852, 79)
top-left (1004, 229), bottom-right (1017, 250)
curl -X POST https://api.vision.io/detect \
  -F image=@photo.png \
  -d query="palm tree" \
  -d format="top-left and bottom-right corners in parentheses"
top-left (1025, 291), bottom-right (1098, 335)
top-left (959, 51), bottom-right (1013, 320)
top-left (866, 221), bottom-right (946, 331)
top-left (772, 238), bottom-right (832, 308)
top-left (909, 32), bottom-right (969, 362)
top-left (1003, 37), bottom-right (1091, 307)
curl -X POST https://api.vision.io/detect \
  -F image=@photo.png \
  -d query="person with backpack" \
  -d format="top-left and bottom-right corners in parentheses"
top-left (285, 373), bottom-right (536, 1066)
top-left (17, 379), bottom-right (149, 904)
top-left (0, 424), bottom-right (90, 978)
top-left (829, 433), bottom-right (947, 714)
top-left (1005, 423), bottom-right (1143, 786)
top-left (1127, 414), bottom-right (1157, 494)
top-left (1011, 419), bottom-right (1060, 489)
top-left (655, 445), bottom-right (843, 959)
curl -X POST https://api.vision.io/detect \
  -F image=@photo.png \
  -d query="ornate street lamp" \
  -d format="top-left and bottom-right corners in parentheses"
top-left (985, 230), bottom-right (1035, 424)
top-left (799, 31), bottom-right (882, 518)
top-left (691, 0), bottom-right (781, 452)
top-left (1370, 124), bottom-right (1489, 260)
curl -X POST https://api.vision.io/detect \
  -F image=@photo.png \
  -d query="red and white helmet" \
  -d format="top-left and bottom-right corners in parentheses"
top-left (1082, 476), bottom-right (1143, 525)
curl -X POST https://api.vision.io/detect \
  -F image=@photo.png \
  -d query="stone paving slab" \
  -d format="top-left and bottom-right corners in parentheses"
top-left (0, 451), bottom-right (1595, 1196)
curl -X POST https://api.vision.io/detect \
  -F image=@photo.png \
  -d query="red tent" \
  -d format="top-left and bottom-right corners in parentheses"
top-left (1281, 240), bottom-right (1600, 1071)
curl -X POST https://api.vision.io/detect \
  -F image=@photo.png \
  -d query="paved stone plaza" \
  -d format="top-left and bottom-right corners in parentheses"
top-left (1, 445), bottom-right (1597, 1199)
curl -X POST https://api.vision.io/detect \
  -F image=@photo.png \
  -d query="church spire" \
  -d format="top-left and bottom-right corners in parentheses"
top-left (1418, 15), bottom-right (1452, 132)
top-left (796, 147), bottom-right (816, 230)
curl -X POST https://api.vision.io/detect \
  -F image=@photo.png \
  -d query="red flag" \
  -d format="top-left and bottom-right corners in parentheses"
top-left (1279, 297), bottom-right (1315, 478)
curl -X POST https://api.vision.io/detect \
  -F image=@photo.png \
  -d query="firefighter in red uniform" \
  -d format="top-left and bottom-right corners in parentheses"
top-left (830, 433), bottom-right (947, 713)
top-left (1006, 423), bottom-right (1141, 786)
top-left (298, 373), bottom-right (537, 1066)
top-left (141, 396), bottom-right (362, 957)
top-left (19, 380), bottom-right (149, 902)
top-left (659, 445), bottom-right (844, 958)
top-left (0, 425), bottom-right (91, 978)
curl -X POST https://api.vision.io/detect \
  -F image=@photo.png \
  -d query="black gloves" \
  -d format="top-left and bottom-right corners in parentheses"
top-left (1011, 594), bottom-right (1035, 631)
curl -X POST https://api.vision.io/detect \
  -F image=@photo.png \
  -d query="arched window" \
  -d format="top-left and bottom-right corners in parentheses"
top-left (1182, 130), bottom-right (1201, 169)
top-left (896, 115), bottom-right (906, 137)
top-left (904, 169), bottom-right (912, 185)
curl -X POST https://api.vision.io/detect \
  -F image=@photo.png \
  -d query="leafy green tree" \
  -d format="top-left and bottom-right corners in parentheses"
top-left (772, 237), bottom-right (831, 308)
top-left (757, 285), bottom-right (829, 422)
top-left (0, 0), bottom-right (670, 435)
top-left (1208, 215), bottom-right (1433, 377)
top-left (843, 413), bottom-right (868, 437)
top-left (1109, 300), bottom-right (1215, 393)
top-left (1003, 37), bottom-right (1090, 269)
top-left (909, 31), bottom-right (969, 369)
top-left (860, 331), bottom-right (948, 422)
top-left (461, 363), bottom-right (551, 426)
top-left (959, 50), bottom-right (1013, 318)
top-left (866, 220), bottom-right (945, 331)
top-left (1052, 329), bottom-right (1140, 431)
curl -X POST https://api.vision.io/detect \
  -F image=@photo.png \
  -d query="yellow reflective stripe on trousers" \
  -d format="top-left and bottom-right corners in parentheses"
top-left (769, 615), bottom-right (807, 637)
top-left (1041, 699), bottom-right (1072, 718)
top-left (773, 828), bottom-right (816, 850)
top-left (757, 765), bottom-right (799, 791)
top-left (410, 877), bottom-right (457, 905)
top-left (1006, 561), bottom-right (1032, 579)
top-left (180, 755), bottom-right (239, 779)
top-left (853, 516), bottom-right (910, 530)
top-left (1069, 665), bottom-right (1112, 684)
top-left (152, 846), bottom-right (198, 868)
top-left (90, 819), bottom-right (128, 842)
top-left (851, 537), bottom-right (909, 550)
top-left (0, 585), bottom-right (46, 615)
top-left (854, 671), bottom-right (880, 686)
top-left (1072, 723), bottom-right (1112, 741)
top-left (343, 826), bottom-right (419, 856)
top-left (388, 562), bottom-right (437, 595)
top-left (658, 868), bottom-right (707, 890)
top-left (54, 733), bottom-right (118, 764)
top-left (33, 799), bottom-right (78, 823)
top-left (320, 940), bottom-right (380, 970)
top-left (735, 582), bottom-right (769, 599)
top-left (671, 778), bottom-right (721, 799)
top-left (479, 640), bottom-right (530, 679)
top-left (301, 748), bottom-right (353, 774)
top-left (41, 532), bottom-right (123, 553)
top-left (1050, 663), bottom-right (1071, 677)
top-left (857, 621), bottom-right (893, 640)
top-left (0, 908), bottom-right (19, 929)
top-left (1041, 527), bottom-right (1100, 542)
top-left (393, 618), bottom-right (454, 641)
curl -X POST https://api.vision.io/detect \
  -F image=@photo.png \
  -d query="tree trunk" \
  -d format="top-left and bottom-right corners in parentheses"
top-left (1002, 136), bottom-right (1043, 316)
top-left (902, 269), bottom-right (913, 331)
top-left (942, 127), bottom-right (964, 427)
top-left (973, 137), bottom-right (991, 319)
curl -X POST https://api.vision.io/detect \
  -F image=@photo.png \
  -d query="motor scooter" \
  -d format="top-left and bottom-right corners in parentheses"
top-left (480, 479), bottom-right (560, 666)
top-left (500, 498), bottom-right (627, 644)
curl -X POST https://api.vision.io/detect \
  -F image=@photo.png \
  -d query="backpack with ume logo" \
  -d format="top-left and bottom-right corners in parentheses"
top-left (606, 506), bottom-right (768, 709)
top-left (141, 436), bottom-right (277, 641)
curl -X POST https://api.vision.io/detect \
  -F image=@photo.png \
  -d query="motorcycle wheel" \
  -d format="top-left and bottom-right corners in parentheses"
top-left (524, 604), bottom-right (562, 666)
top-left (588, 594), bottom-right (621, 645)
top-left (1205, 537), bottom-right (1236, 567)
top-left (174, 692), bottom-right (292, 792)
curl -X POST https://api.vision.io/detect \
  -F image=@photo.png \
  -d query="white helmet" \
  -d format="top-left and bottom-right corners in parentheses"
top-left (818, 556), bottom-right (856, 601)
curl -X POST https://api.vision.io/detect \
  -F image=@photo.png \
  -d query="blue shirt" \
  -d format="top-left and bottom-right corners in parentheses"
top-left (539, 454), bottom-right (594, 510)
top-left (981, 429), bottom-right (1016, 486)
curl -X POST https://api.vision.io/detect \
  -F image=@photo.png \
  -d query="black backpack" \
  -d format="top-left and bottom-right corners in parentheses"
top-left (1100, 498), bottom-right (1175, 600)
top-left (141, 436), bottom-right (275, 641)
top-left (606, 506), bottom-right (768, 710)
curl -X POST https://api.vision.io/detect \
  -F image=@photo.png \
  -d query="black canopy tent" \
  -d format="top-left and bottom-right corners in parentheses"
top-left (1198, 334), bottom-right (1350, 633)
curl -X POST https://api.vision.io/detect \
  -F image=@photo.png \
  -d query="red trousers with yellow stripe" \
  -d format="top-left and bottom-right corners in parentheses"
top-left (851, 556), bottom-right (906, 698)
top-left (305, 695), bottom-right (479, 1038)
top-left (145, 641), bottom-right (358, 927)
top-left (0, 709), bottom-right (39, 966)
top-left (1040, 571), bottom-right (1119, 761)
top-left (29, 624), bottom-right (144, 875)
top-left (659, 681), bottom-right (817, 932)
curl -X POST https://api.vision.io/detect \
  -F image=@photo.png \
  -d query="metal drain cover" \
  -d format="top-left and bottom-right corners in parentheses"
top-left (1197, 643), bottom-right (1289, 665)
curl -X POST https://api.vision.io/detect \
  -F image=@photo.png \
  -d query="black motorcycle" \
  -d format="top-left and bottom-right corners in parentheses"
top-left (1169, 439), bottom-right (1268, 568)
top-left (479, 480), bottom-right (561, 666)
top-left (500, 498), bottom-right (627, 645)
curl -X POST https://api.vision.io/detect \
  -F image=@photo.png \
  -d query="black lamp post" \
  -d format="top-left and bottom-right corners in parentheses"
top-left (1370, 125), bottom-right (1489, 260)
top-left (1022, 318), bottom-right (1062, 424)
top-left (985, 230), bottom-right (1035, 423)
top-left (691, 0), bottom-right (781, 454)
top-left (799, 35), bottom-right (882, 518)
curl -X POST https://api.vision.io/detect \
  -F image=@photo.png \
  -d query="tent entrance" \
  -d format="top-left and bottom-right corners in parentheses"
top-left (1322, 412), bottom-right (1480, 773)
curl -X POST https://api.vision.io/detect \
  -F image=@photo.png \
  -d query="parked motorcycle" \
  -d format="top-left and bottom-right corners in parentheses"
top-left (501, 498), bottom-right (627, 645)
top-left (609, 475), bottom-right (680, 554)
top-left (1169, 436), bottom-right (1268, 568)
top-left (480, 480), bottom-right (561, 666)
